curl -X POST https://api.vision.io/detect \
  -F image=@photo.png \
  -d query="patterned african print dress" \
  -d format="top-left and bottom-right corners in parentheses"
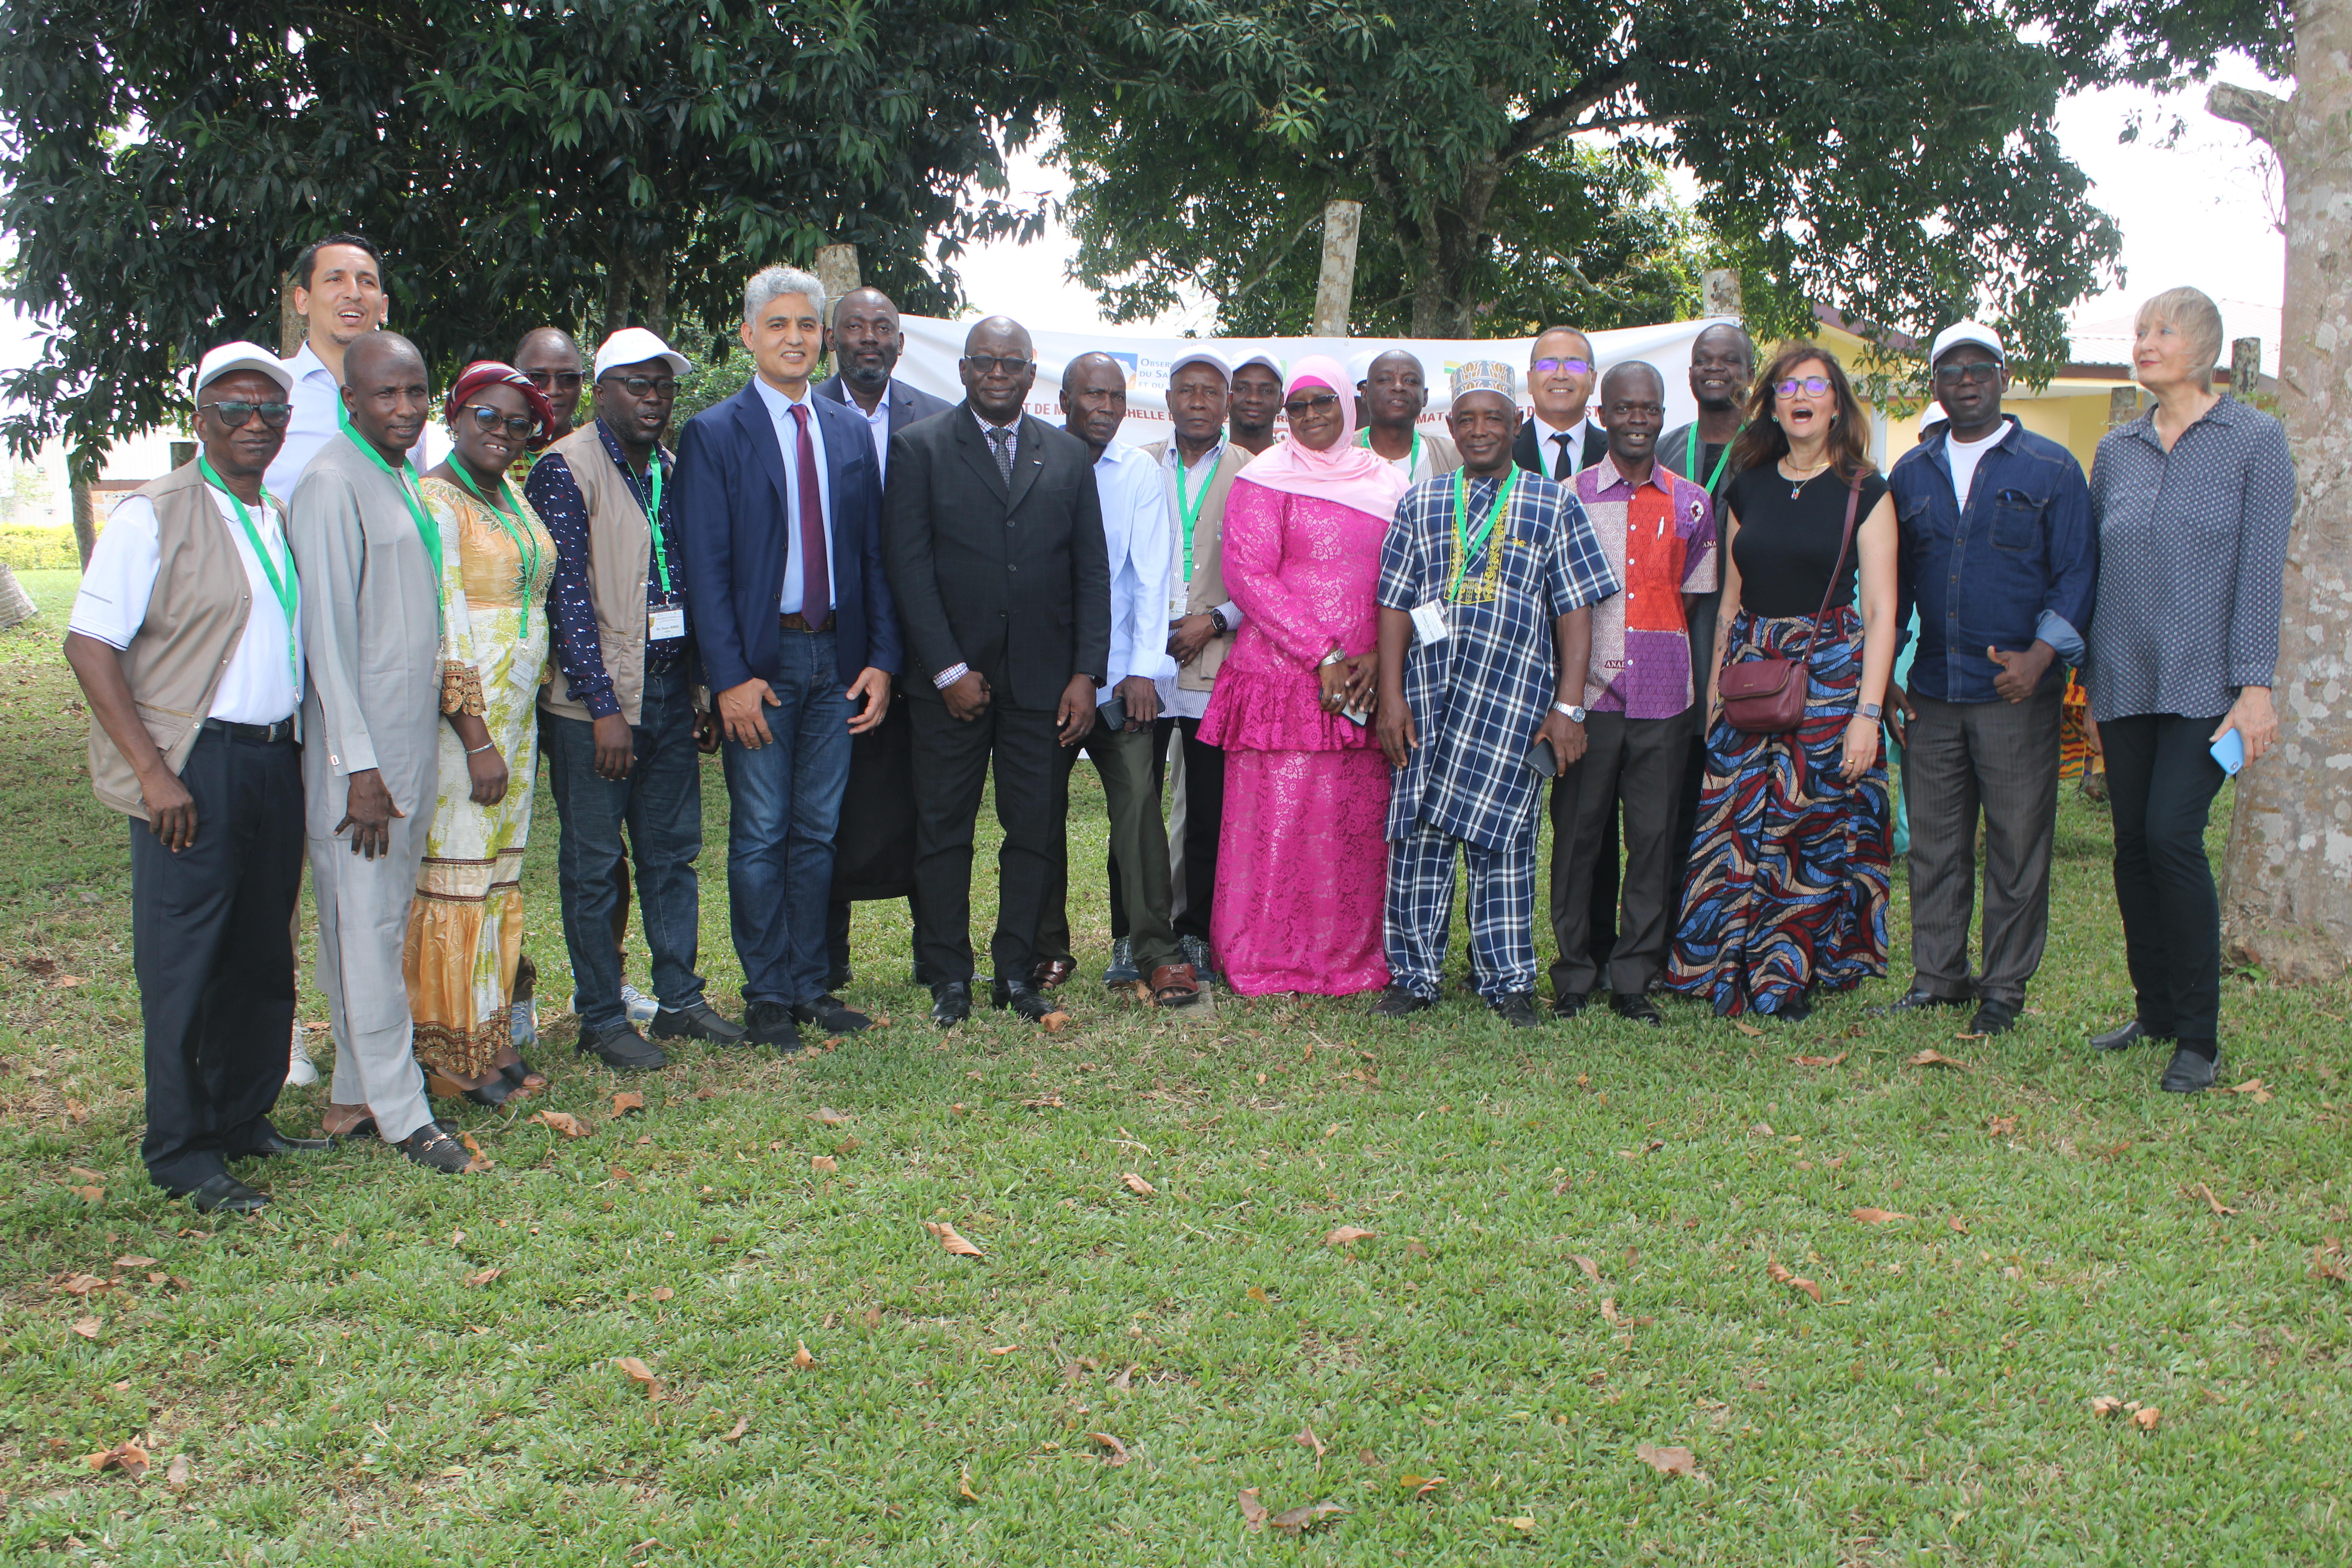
top-left (404, 477), bottom-right (557, 1078)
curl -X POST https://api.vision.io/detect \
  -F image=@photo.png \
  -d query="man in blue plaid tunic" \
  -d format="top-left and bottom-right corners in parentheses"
top-left (1372, 361), bottom-right (1618, 1026)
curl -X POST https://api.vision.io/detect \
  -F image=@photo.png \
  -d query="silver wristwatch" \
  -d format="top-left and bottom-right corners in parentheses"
top-left (1858, 701), bottom-right (1883, 720)
top-left (1553, 702), bottom-right (1588, 723)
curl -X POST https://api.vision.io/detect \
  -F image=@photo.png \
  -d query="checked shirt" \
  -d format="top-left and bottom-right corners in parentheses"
top-left (1377, 468), bottom-right (1617, 851)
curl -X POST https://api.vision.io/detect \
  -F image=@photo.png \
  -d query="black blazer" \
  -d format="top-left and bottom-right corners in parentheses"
top-left (1513, 417), bottom-right (1609, 481)
top-left (815, 372), bottom-right (954, 435)
top-left (883, 403), bottom-right (1111, 711)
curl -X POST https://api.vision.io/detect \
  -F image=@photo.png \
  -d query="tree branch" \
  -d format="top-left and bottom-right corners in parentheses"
top-left (2207, 81), bottom-right (2287, 151)
top-left (1499, 64), bottom-right (1635, 162)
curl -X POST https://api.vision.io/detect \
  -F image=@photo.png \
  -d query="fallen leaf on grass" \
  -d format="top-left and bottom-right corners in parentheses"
top-left (925, 1221), bottom-right (984, 1258)
top-left (55, 1273), bottom-right (107, 1297)
top-left (607, 1164), bottom-right (635, 1183)
top-left (692, 1087), bottom-right (721, 1101)
top-left (864, 1303), bottom-right (883, 1329)
top-left (987, 1345), bottom-right (1019, 1355)
top-left (650, 1285), bottom-right (674, 1303)
top-left (1324, 1225), bottom-right (1376, 1248)
top-left (1907, 1048), bottom-right (1969, 1070)
top-left (958, 1466), bottom-right (978, 1502)
top-left (610, 1091), bottom-right (646, 1118)
top-left (1506, 1515), bottom-right (1536, 1531)
top-left (459, 1132), bottom-right (494, 1172)
top-left (2132, 1406), bottom-right (2161, 1432)
top-left (113, 1255), bottom-right (157, 1270)
top-left (1040, 1010), bottom-right (1073, 1033)
top-left (811, 1155), bottom-right (838, 1174)
top-left (165, 1453), bottom-right (191, 1488)
top-left (1790, 1052), bottom-right (1848, 1068)
top-left (1635, 1443), bottom-right (1696, 1478)
top-left (1571, 1254), bottom-right (1600, 1282)
top-left (1733, 1020), bottom-right (1764, 1038)
top-left (22, 955), bottom-right (54, 975)
top-left (1765, 1262), bottom-right (1820, 1302)
top-left (794, 1339), bottom-right (815, 1369)
top-left (1947, 1215), bottom-right (1969, 1234)
top-left (1851, 1207), bottom-right (1909, 1224)
top-left (530, 1109), bottom-right (592, 1139)
top-left (67, 1185), bottom-right (102, 1203)
top-left (1294, 1423), bottom-right (1326, 1460)
top-left (1110, 1363), bottom-right (1134, 1391)
top-left (1246, 1285), bottom-right (1269, 1303)
top-left (85, 1439), bottom-right (147, 1477)
top-left (813, 1107), bottom-right (851, 1126)
top-left (1986, 1115), bottom-right (2018, 1136)
top-left (1270, 1500), bottom-right (1346, 1533)
top-left (1021, 1095), bottom-right (1065, 1110)
top-left (463, 1267), bottom-right (502, 1288)
top-left (720, 1417), bottom-right (749, 1443)
top-left (1089, 1431), bottom-right (1130, 1467)
top-left (2310, 1239), bottom-right (2348, 1285)
top-left (2194, 1182), bottom-right (2238, 1217)
top-left (1238, 1488), bottom-right (1269, 1532)
top-left (1600, 1297), bottom-right (1623, 1326)
top-left (2228, 1078), bottom-right (2274, 1103)
top-left (615, 1356), bottom-right (663, 1398)
top-left (2091, 1395), bottom-right (2125, 1417)
top-left (1397, 1473), bottom-right (1446, 1498)
top-left (71, 1317), bottom-right (100, 1340)
top-left (1120, 1172), bottom-right (1156, 1197)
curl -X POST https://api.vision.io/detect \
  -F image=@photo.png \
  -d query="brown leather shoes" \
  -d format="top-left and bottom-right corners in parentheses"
top-left (1148, 962), bottom-right (1203, 1008)
top-left (1031, 958), bottom-right (1076, 990)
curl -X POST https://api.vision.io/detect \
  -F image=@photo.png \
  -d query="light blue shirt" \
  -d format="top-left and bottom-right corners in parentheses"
top-left (752, 375), bottom-right (836, 615)
top-left (1091, 439), bottom-right (1178, 688)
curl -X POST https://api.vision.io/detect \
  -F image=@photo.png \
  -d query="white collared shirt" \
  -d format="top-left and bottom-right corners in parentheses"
top-left (1156, 438), bottom-right (1245, 720)
top-left (1092, 439), bottom-right (1177, 689)
top-left (1528, 410), bottom-right (1601, 481)
top-left (265, 339), bottom-right (437, 500)
top-left (71, 487), bottom-right (303, 724)
top-left (752, 375), bottom-right (837, 615)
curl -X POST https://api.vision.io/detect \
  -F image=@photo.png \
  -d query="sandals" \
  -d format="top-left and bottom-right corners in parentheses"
top-left (1148, 963), bottom-right (1203, 1009)
top-left (396, 1120), bottom-right (475, 1174)
top-left (427, 1068), bottom-right (519, 1109)
top-left (499, 1057), bottom-right (547, 1092)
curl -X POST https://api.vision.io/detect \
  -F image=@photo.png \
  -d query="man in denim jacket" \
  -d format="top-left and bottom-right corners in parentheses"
top-left (1886, 321), bottom-right (2096, 1037)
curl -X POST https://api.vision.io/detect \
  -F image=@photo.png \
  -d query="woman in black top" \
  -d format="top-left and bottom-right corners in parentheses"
top-left (1666, 340), bottom-right (1899, 1020)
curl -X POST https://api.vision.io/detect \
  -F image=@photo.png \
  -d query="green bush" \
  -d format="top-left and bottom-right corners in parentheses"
top-left (0, 526), bottom-right (82, 572)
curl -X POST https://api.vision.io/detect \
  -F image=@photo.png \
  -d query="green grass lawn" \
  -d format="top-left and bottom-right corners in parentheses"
top-left (3, 564), bottom-right (2347, 1565)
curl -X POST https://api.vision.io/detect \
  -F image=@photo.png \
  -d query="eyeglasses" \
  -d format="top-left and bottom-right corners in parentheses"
top-left (522, 369), bottom-right (585, 391)
top-left (963, 353), bottom-right (1034, 376)
top-left (1531, 357), bottom-right (1593, 377)
top-left (463, 405), bottom-right (544, 439)
top-left (1604, 401), bottom-right (1664, 420)
top-left (1281, 393), bottom-right (1341, 418)
top-left (1774, 376), bottom-right (1834, 398)
top-left (604, 375), bottom-right (676, 399)
top-left (1932, 360), bottom-right (2002, 385)
top-left (201, 399), bottom-right (294, 430)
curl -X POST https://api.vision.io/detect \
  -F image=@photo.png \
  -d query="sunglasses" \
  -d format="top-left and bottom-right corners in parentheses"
top-left (202, 399), bottom-right (293, 430)
top-left (1774, 376), bottom-right (1835, 398)
top-left (963, 353), bottom-right (1034, 376)
top-left (1932, 360), bottom-right (2002, 384)
top-left (463, 404), bottom-right (544, 439)
top-left (1531, 357), bottom-right (1593, 377)
top-left (1281, 393), bottom-right (1342, 418)
top-left (523, 368), bottom-right (586, 391)
top-left (604, 375), bottom-right (677, 399)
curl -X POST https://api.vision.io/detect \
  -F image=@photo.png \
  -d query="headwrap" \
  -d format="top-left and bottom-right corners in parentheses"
top-left (1449, 360), bottom-right (1517, 406)
top-left (445, 360), bottom-right (554, 435)
top-left (1235, 355), bottom-right (1410, 521)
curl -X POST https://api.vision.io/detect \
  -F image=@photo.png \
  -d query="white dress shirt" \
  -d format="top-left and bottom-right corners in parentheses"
top-left (1156, 438), bottom-right (1245, 720)
top-left (849, 387), bottom-right (893, 482)
top-left (265, 339), bottom-right (436, 501)
top-left (1528, 411), bottom-right (1602, 481)
top-left (70, 488), bottom-right (303, 724)
top-left (1092, 440), bottom-right (1177, 690)
top-left (752, 375), bottom-right (837, 615)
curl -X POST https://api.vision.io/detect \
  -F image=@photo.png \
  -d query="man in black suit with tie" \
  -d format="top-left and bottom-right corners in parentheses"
top-left (815, 285), bottom-right (953, 990)
top-left (884, 316), bottom-right (1112, 1027)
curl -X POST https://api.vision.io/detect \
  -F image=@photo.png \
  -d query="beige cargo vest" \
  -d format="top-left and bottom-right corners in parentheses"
top-left (86, 461), bottom-right (261, 818)
top-left (1143, 439), bottom-right (1250, 692)
top-left (537, 421), bottom-right (668, 726)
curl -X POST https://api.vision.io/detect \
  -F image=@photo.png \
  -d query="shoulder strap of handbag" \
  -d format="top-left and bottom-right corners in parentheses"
top-left (1790, 473), bottom-right (1864, 667)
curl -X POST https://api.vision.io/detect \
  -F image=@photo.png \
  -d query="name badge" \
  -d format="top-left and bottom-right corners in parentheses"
top-left (1409, 600), bottom-right (1450, 644)
top-left (648, 606), bottom-right (686, 642)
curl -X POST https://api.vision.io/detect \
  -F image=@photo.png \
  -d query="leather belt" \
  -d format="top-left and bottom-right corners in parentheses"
top-left (779, 611), bottom-right (836, 633)
top-left (200, 715), bottom-right (297, 744)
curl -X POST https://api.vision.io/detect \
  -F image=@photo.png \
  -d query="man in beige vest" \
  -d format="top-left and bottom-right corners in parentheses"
top-left (64, 342), bottom-right (321, 1214)
top-left (526, 327), bottom-right (742, 1067)
top-left (290, 332), bottom-right (472, 1174)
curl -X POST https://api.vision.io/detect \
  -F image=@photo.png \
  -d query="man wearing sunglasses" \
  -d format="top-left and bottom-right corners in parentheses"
top-left (1883, 320), bottom-right (2095, 1038)
top-left (1513, 327), bottom-right (1610, 484)
top-left (513, 327), bottom-right (588, 459)
top-left (64, 343), bottom-right (318, 1213)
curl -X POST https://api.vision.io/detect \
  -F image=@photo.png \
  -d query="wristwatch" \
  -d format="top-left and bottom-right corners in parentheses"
top-left (1553, 702), bottom-right (1588, 723)
top-left (1319, 646), bottom-right (1348, 669)
top-left (1208, 607), bottom-right (1229, 635)
top-left (1858, 701), bottom-right (1883, 720)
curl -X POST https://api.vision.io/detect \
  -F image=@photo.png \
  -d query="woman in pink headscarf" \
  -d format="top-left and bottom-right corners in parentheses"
top-left (1200, 356), bottom-right (1410, 996)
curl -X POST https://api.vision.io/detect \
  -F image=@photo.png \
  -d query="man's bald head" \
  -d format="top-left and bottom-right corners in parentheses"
top-left (512, 327), bottom-right (586, 437)
top-left (1061, 352), bottom-right (1127, 452)
top-left (1060, 351), bottom-right (1122, 398)
top-left (340, 332), bottom-right (430, 460)
top-left (344, 331), bottom-right (425, 385)
top-left (1599, 361), bottom-right (1664, 403)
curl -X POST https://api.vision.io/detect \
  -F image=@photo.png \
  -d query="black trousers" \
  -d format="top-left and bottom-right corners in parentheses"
top-left (131, 727), bottom-right (305, 1191)
top-left (908, 696), bottom-right (1068, 984)
top-left (1101, 717), bottom-right (1226, 944)
top-left (1549, 710), bottom-right (1690, 997)
top-left (1670, 727), bottom-right (1709, 929)
top-left (2101, 711), bottom-right (2228, 1044)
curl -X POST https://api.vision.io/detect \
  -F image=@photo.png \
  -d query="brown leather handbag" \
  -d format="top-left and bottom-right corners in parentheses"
top-left (1719, 473), bottom-right (1862, 735)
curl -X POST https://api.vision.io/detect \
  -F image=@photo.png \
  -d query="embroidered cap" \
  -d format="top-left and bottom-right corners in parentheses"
top-left (1449, 359), bottom-right (1517, 406)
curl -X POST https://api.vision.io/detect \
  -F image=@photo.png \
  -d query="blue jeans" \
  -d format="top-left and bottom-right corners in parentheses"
top-left (721, 626), bottom-right (852, 1007)
top-left (541, 663), bottom-right (708, 1033)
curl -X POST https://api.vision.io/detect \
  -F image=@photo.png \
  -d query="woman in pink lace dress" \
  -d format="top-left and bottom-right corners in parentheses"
top-left (1201, 356), bottom-right (1409, 995)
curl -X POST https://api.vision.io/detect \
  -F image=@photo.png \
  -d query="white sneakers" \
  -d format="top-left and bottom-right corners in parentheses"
top-left (285, 1025), bottom-right (319, 1087)
top-left (569, 983), bottom-right (659, 1024)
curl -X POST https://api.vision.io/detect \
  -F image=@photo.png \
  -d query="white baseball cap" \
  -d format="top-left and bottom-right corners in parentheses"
top-left (1165, 348), bottom-right (1229, 383)
top-left (595, 327), bottom-right (690, 381)
top-left (1230, 351), bottom-right (1284, 381)
top-left (195, 340), bottom-right (295, 398)
top-left (1929, 319), bottom-right (2005, 366)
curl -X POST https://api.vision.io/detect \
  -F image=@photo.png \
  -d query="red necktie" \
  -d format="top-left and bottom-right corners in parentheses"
top-left (790, 403), bottom-right (829, 615)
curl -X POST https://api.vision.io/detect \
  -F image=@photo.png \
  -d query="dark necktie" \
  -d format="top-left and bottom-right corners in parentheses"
top-left (789, 403), bottom-right (829, 615)
top-left (987, 424), bottom-right (1014, 484)
top-left (1552, 430), bottom-right (1573, 482)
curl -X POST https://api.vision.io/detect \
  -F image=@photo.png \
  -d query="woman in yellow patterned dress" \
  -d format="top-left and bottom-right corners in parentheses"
top-left (406, 363), bottom-right (558, 1108)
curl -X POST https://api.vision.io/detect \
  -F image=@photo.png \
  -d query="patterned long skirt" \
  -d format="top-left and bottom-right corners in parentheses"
top-left (1666, 608), bottom-right (1891, 1016)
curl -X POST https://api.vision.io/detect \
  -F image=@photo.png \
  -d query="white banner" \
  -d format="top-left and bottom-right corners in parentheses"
top-left (893, 316), bottom-right (1739, 446)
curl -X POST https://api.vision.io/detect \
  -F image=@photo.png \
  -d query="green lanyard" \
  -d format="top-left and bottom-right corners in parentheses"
top-left (635, 452), bottom-right (675, 597)
top-left (1359, 427), bottom-right (1421, 475)
top-left (450, 462), bottom-right (546, 637)
top-left (342, 428), bottom-right (443, 614)
top-left (1448, 468), bottom-right (1517, 603)
top-left (197, 456), bottom-right (299, 689)
top-left (1684, 426), bottom-right (1735, 495)
top-left (1173, 447), bottom-right (1211, 581)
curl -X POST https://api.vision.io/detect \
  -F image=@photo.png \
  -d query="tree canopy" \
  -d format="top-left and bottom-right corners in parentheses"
top-left (0, 0), bottom-right (1044, 471)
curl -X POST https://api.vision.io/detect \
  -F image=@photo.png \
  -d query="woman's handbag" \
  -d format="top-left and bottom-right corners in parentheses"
top-left (1718, 474), bottom-right (1862, 735)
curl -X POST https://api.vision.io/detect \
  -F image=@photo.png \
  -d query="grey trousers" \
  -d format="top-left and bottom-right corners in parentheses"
top-left (1902, 686), bottom-right (2063, 1006)
top-left (1037, 721), bottom-right (1181, 977)
top-left (310, 811), bottom-right (434, 1144)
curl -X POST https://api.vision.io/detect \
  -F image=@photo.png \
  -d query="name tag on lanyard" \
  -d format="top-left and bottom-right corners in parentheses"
top-left (1409, 600), bottom-right (1450, 644)
top-left (648, 604), bottom-right (686, 642)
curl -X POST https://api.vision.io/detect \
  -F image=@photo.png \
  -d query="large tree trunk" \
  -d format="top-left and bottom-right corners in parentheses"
top-left (1404, 162), bottom-right (1503, 338)
top-left (2212, 0), bottom-right (2352, 982)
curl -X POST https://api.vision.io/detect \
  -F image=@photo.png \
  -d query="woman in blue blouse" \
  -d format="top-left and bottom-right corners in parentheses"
top-left (2082, 287), bottom-right (2295, 1093)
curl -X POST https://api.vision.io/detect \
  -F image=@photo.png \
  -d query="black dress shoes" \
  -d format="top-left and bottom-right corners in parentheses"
top-left (577, 1020), bottom-right (670, 1071)
top-left (1553, 991), bottom-right (1590, 1020)
top-left (1967, 999), bottom-right (2019, 1036)
top-left (1773, 991), bottom-right (1815, 1024)
top-left (1610, 992), bottom-right (1664, 1026)
top-left (2091, 1017), bottom-right (2166, 1052)
top-left (1371, 985), bottom-right (1434, 1019)
top-left (1871, 987), bottom-right (1973, 1017)
top-left (234, 1123), bottom-right (331, 1158)
top-left (991, 977), bottom-right (1060, 1023)
top-left (652, 1000), bottom-right (749, 1045)
top-left (2160, 1045), bottom-right (2222, 1093)
top-left (742, 1000), bottom-right (804, 1054)
top-left (396, 1121), bottom-right (475, 1174)
top-left (930, 980), bottom-right (972, 1029)
top-left (793, 995), bottom-right (873, 1034)
top-left (1489, 993), bottom-right (1542, 1029)
top-left (184, 1173), bottom-right (268, 1214)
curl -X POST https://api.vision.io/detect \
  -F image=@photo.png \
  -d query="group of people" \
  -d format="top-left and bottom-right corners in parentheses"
top-left (70, 227), bottom-right (2296, 1213)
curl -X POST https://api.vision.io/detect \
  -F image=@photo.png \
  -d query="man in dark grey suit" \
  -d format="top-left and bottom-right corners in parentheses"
top-left (883, 316), bottom-right (1111, 1028)
top-left (816, 285), bottom-right (952, 989)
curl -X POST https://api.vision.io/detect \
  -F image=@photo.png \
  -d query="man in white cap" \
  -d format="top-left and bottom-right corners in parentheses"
top-left (526, 327), bottom-right (746, 1068)
top-left (64, 343), bottom-right (323, 1213)
top-left (1353, 348), bottom-right (1461, 484)
top-left (1227, 352), bottom-right (1284, 456)
top-left (1882, 319), bottom-right (2094, 1037)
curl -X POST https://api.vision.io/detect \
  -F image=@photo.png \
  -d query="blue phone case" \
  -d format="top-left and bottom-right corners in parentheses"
top-left (2210, 728), bottom-right (2245, 776)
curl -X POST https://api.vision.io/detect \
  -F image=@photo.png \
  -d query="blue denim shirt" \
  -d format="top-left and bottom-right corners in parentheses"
top-left (1892, 416), bottom-right (2096, 704)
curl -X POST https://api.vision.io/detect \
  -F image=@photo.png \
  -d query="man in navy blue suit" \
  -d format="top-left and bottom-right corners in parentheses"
top-left (674, 265), bottom-right (899, 1054)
